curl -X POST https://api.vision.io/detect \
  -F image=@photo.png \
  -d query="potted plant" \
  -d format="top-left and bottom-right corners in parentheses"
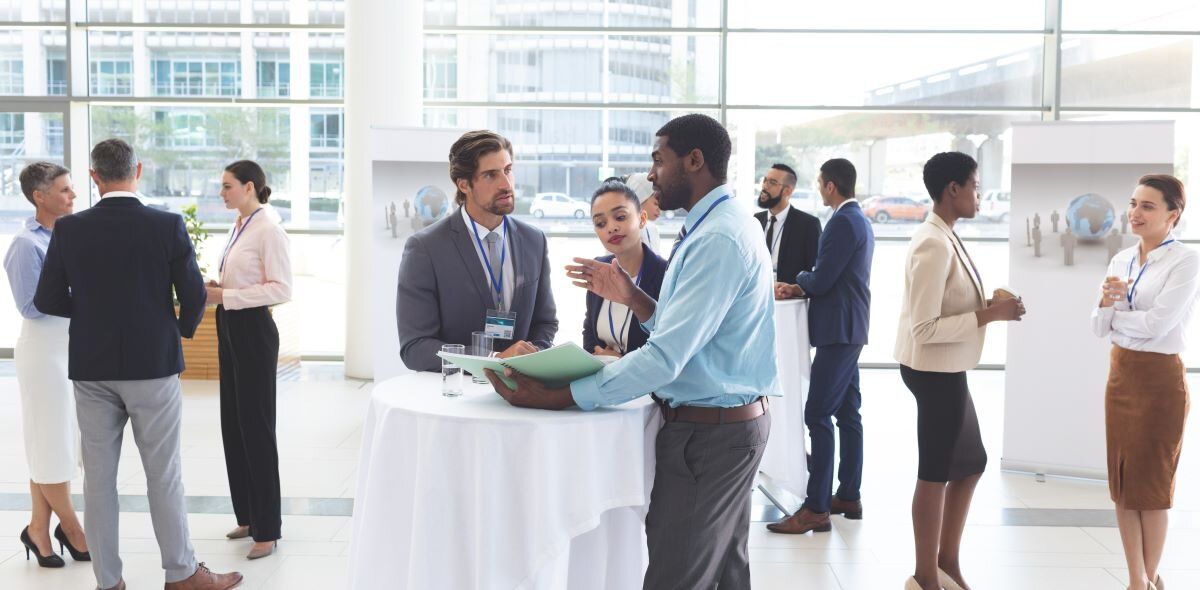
top-left (178, 204), bottom-right (221, 379)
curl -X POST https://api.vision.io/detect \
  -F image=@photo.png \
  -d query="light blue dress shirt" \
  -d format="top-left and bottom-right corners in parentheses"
top-left (3, 216), bottom-right (52, 319)
top-left (570, 184), bottom-right (781, 410)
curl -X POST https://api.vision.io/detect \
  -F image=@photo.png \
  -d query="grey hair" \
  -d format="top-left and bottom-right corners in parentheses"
top-left (18, 162), bottom-right (70, 206)
top-left (90, 138), bottom-right (139, 183)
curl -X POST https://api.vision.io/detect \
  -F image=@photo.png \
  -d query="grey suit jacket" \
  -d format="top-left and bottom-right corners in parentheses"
top-left (396, 207), bottom-right (558, 372)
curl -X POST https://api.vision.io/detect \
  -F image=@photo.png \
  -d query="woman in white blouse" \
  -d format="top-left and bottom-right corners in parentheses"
top-left (205, 160), bottom-right (293, 561)
top-left (1092, 174), bottom-right (1197, 590)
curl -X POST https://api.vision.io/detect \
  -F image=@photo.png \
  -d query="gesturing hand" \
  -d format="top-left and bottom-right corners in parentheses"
top-left (774, 282), bottom-right (805, 300)
top-left (566, 257), bottom-right (637, 305)
top-left (485, 368), bottom-right (574, 410)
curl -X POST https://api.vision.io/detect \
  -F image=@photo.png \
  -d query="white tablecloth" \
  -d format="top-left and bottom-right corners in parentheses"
top-left (349, 373), bottom-right (661, 590)
top-left (760, 298), bottom-right (812, 499)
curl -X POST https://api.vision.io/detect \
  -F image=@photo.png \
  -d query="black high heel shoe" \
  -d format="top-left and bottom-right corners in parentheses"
top-left (54, 523), bottom-right (90, 561)
top-left (19, 527), bottom-right (65, 568)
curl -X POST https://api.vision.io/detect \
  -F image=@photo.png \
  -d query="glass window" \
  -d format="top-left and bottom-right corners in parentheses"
top-left (727, 33), bottom-right (1045, 107)
top-left (151, 54), bottom-right (241, 97)
top-left (1062, 0), bottom-right (1200, 31)
top-left (425, 0), bottom-right (722, 28)
top-left (90, 57), bottom-right (134, 96)
top-left (1059, 35), bottom-right (1198, 108)
top-left (730, 0), bottom-right (1043, 29)
top-left (310, 109), bottom-right (343, 148)
top-left (46, 56), bottom-right (66, 95)
top-left (0, 54), bottom-right (23, 95)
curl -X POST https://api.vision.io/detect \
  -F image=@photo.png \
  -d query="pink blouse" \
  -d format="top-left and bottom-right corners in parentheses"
top-left (218, 207), bottom-right (293, 310)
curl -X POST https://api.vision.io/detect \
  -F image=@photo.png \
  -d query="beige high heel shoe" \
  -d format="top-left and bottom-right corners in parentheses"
top-left (938, 568), bottom-right (966, 590)
top-left (904, 577), bottom-right (922, 590)
top-left (1155, 575), bottom-right (1164, 590)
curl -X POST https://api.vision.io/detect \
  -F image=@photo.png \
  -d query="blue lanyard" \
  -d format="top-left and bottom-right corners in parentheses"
top-left (470, 216), bottom-right (508, 309)
top-left (1126, 238), bottom-right (1176, 310)
top-left (606, 272), bottom-right (642, 355)
top-left (669, 194), bottom-right (731, 261)
top-left (219, 207), bottom-right (264, 274)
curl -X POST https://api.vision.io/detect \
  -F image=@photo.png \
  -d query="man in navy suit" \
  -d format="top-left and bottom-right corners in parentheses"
top-left (768, 158), bottom-right (874, 535)
top-left (35, 139), bottom-right (241, 590)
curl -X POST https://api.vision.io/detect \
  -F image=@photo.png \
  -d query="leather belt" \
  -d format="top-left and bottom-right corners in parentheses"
top-left (656, 396), bottom-right (769, 425)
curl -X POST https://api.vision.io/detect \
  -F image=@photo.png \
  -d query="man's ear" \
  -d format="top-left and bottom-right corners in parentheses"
top-left (686, 148), bottom-right (705, 173)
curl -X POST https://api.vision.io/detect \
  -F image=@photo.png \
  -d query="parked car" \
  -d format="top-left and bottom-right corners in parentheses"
top-left (530, 192), bottom-right (589, 219)
top-left (979, 190), bottom-right (1011, 222)
top-left (862, 196), bottom-right (930, 223)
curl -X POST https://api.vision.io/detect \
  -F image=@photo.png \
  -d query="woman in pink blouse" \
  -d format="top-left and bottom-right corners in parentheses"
top-left (205, 160), bottom-right (293, 560)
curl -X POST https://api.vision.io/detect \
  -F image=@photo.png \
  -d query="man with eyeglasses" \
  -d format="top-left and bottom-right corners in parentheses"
top-left (755, 163), bottom-right (822, 286)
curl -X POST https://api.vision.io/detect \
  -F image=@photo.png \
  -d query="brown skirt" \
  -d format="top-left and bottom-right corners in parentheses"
top-left (1105, 345), bottom-right (1189, 510)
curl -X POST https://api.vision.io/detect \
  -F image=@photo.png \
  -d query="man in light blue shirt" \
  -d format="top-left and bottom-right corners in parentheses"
top-left (487, 114), bottom-right (779, 588)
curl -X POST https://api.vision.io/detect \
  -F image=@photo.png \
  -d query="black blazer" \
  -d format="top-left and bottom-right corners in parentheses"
top-left (756, 207), bottom-right (822, 284)
top-left (582, 242), bottom-right (667, 354)
top-left (34, 195), bottom-right (207, 381)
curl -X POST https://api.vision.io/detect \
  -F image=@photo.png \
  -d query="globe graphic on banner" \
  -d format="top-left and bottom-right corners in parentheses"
top-left (1065, 193), bottom-right (1115, 240)
top-left (414, 185), bottom-right (449, 227)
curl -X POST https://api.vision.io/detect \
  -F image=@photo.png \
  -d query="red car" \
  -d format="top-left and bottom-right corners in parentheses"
top-left (862, 196), bottom-right (930, 223)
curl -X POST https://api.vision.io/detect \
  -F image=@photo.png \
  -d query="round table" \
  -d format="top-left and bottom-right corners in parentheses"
top-left (348, 373), bottom-right (661, 590)
top-left (760, 298), bottom-right (812, 500)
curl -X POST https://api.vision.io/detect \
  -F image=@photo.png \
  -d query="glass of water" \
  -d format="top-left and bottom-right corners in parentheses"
top-left (470, 331), bottom-right (495, 384)
top-left (441, 344), bottom-right (465, 397)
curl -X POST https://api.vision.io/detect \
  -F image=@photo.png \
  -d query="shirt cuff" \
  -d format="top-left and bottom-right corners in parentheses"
top-left (221, 288), bottom-right (244, 310)
top-left (641, 307), bottom-right (659, 332)
top-left (570, 374), bottom-right (603, 411)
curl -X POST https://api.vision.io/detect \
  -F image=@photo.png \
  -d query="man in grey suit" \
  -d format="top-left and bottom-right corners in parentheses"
top-left (34, 139), bottom-right (241, 590)
top-left (397, 130), bottom-right (557, 371)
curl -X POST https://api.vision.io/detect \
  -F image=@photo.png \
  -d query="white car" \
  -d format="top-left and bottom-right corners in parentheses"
top-left (530, 192), bottom-right (588, 219)
top-left (979, 190), bottom-right (1011, 222)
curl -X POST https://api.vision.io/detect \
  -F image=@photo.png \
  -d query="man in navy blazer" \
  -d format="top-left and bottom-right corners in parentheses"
top-left (768, 158), bottom-right (874, 535)
top-left (34, 139), bottom-right (239, 590)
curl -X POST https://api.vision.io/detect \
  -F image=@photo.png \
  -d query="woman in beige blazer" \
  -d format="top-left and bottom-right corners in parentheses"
top-left (895, 152), bottom-right (1024, 590)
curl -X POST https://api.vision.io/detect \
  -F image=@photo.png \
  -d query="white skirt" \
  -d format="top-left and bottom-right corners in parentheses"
top-left (14, 316), bottom-right (79, 484)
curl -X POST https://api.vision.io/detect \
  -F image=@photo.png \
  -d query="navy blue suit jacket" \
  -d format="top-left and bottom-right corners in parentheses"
top-left (582, 242), bottom-right (667, 354)
top-left (796, 200), bottom-right (874, 347)
top-left (34, 196), bottom-right (207, 381)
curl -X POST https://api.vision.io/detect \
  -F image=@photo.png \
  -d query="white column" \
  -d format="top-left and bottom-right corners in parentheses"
top-left (241, 0), bottom-right (255, 99)
top-left (342, 0), bottom-right (422, 378)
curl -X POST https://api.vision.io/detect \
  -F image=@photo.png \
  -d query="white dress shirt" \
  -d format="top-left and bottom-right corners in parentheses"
top-left (218, 206), bottom-right (293, 310)
top-left (763, 205), bottom-right (791, 271)
top-left (640, 221), bottom-right (662, 256)
top-left (597, 298), bottom-right (635, 354)
top-left (1091, 240), bottom-right (1200, 355)
top-left (461, 207), bottom-right (515, 311)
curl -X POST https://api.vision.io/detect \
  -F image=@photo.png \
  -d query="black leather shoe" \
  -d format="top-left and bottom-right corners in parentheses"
top-left (19, 526), bottom-right (65, 568)
top-left (55, 523), bottom-right (91, 561)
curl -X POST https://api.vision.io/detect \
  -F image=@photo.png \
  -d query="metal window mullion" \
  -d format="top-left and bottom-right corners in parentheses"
top-left (718, 0), bottom-right (728, 125)
top-left (1043, 0), bottom-right (1063, 121)
top-left (75, 22), bottom-right (344, 32)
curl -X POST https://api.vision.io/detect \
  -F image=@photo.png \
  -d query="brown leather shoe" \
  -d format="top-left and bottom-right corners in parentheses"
top-left (831, 496), bottom-right (863, 520)
top-left (164, 563), bottom-right (243, 590)
top-left (766, 507), bottom-right (832, 534)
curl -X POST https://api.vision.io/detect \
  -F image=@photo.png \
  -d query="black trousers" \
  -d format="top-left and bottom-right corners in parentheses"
top-left (216, 305), bottom-right (282, 542)
top-left (643, 410), bottom-right (770, 590)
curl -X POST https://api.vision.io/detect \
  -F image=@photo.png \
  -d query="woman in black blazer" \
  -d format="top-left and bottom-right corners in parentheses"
top-left (582, 178), bottom-right (668, 356)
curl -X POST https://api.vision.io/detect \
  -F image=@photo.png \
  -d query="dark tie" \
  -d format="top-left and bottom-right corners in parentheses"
top-left (765, 215), bottom-right (777, 252)
top-left (668, 227), bottom-right (686, 264)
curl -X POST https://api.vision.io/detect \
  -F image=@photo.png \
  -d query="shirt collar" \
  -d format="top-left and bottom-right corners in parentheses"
top-left (461, 206), bottom-right (506, 237)
top-left (834, 198), bottom-right (856, 212)
top-left (769, 204), bottom-right (792, 224)
top-left (101, 190), bottom-right (138, 199)
top-left (23, 216), bottom-right (47, 233)
top-left (683, 184), bottom-right (732, 232)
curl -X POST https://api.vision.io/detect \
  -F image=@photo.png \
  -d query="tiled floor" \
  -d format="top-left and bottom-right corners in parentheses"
top-left (1, 365), bottom-right (1199, 589)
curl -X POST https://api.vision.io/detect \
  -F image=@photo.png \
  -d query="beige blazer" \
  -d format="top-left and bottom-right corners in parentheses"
top-left (894, 213), bottom-right (988, 372)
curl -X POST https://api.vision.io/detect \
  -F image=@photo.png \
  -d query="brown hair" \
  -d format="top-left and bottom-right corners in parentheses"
top-left (225, 160), bottom-right (272, 203)
top-left (1138, 174), bottom-right (1186, 226)
top-left (448, 130), bottom-right (513, 206)
top-left (19, 162), bottom-right (70, 206)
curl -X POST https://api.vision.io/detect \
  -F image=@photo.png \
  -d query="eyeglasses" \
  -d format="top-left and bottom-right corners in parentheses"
top-left (761, 178), bottom-right (790, 189)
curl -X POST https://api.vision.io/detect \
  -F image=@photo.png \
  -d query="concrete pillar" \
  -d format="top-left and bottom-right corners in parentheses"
top-left (978, 135), bottom-right (1006, 192)
top-left (342, 0), bottom-right (422, 379)
top-left (867, 139), bottom-right (887, 197)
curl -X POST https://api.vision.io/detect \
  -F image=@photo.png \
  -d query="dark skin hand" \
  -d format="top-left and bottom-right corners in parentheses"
top-left (484, 368), bottom-right (575, 410)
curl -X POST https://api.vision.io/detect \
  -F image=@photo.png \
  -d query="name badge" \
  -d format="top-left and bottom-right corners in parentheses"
top-left (485, 309), bottom-right (517, 340)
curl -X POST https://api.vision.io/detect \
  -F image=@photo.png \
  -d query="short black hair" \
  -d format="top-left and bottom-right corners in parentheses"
top-left (923, 152), bottom-right (978, 202)
top-left (819, 158), bottom-right (856, 198)
top-left (770, 163), bottom-right (797, 187)
top-left (591, 177), bottom-right (641, 210)
top-left (656, 114), bottom-right (731, 182)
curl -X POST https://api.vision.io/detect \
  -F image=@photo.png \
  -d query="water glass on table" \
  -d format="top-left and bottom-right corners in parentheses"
top-left (441, 344), bottom-right (464, 397)
top-left (470, 331), bottom-right (495, 384)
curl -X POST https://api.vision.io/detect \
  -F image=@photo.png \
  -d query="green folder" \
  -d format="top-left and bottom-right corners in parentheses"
top-left (436, 342), bottom-right (611, 389)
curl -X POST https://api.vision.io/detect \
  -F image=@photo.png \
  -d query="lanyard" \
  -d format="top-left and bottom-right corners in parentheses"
top-left (1126, 238), bottom-right (1176, 310)
top-left (470, 216), bottom-right (509, 310)
top-left (669, 194), bottom-right (731, 261)
top-left (219, 207), bottom-right (264, 274)
top-left (606, 272), bottom-right (642, 355)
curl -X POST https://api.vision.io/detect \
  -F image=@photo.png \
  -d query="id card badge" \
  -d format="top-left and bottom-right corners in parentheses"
top-left (485, 309), bottom-right (517, 340)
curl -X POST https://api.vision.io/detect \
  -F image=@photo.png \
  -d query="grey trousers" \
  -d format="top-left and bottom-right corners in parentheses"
top-left (75, 376), bottom-right (197, 588)
top-left (643, 411), bottom-right (771, 590)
